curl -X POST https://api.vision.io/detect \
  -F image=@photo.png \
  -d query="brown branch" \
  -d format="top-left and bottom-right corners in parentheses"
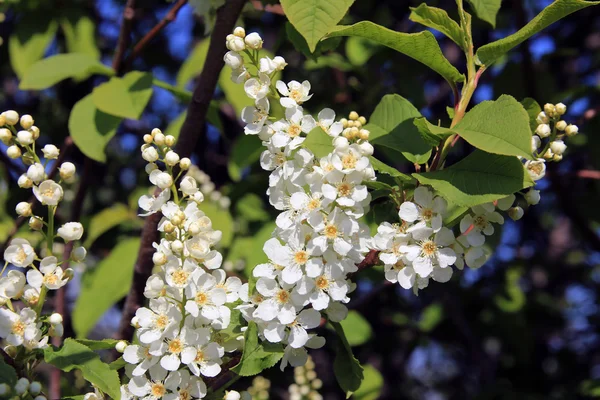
top-left (115, 0), bottom-right (248, 342)
top-left (123, 0), bottom-right (189, 71)
top-left (113, 0), bottom-right (137, 74)
top-left (250, 0), bottom-right (284, 15)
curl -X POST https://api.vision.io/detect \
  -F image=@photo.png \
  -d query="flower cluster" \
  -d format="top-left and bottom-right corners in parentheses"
top-left (224, 28), bottom-right (375, 369)
top-left (0, 110), bottom-right (84, 399)
top-left (121, 130), bottom-right (243, 399)
top-left (289, 356), bottom-right (323, 400)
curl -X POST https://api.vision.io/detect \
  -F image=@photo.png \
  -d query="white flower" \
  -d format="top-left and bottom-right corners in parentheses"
top-left (307, 207), bottom-right (355, 257)
top-left (152, 326), bottom-right (198, 371)
top-left (259, 56), bottom-right (287, 74)
top-left (280, 335), bottom-right (325, 371)
top-left (0, 270), bottom-right (26, 301)
top-left (402, 227), bottom-right (457, 278)
top-left (276, 80), bottom-right (312, 108)
top-left (331, 144), bottom-right (370, 174)
top-left (33, 180), bottom-right (63, 206)
top-left (136, 298), bottom-right (182, 344)
top-left (123, 343), bottom-right (160, 376)
top-left (151, 171), bottom-right (174, 190)
top-left (244, 32), bottom-right (263, 49)
top-left (399, 186), bottom-right (447, 232)
top-left (241, 98), bottom-right (270, 135)
top-left (15, 202), bottom-right (32, 217)
top-left (184, 273), bottom-right (227, 319)
top-left (550, 140), bottom-right (567, 155)
top-left (57, 222), bottom-right (84, 241)
top-left (26, 256), bottom-right (69, 290)
top-left (184, 237), bottom-right (223, 269)
top-left (128, 365), bottom-right (175, 399)
top-left (525, 159), bottom-right (546, 181)
top-left (27, 163), bottom-right (45, 183)
top-left (524, 189), bottom-right (540, 205)
top-left (536, 124), bottom-right (551, 138)
top-left (0, 307), bottom-right (39, 346)
top-left (42, 144), bottom-right (59, 159)
top-left (253, 278), bottom-right (304, 324)
top-left (17, 130), bottom-right (33, 145)
top-left (4, 238), bottom-right (35, 268)
top-left (3, 110), bottom-right (19, 125)
top-left (138, 188), bottom-right (171, 216)
top-left (316, 108), bottom-right (343, 137)
top-left (244, 74), bottom-right (271, 100)
top-left (262, 237), bottom-right (322, 285)
top-left (459, 204), bottom-right (504, 246)
top-left (304, 263), bottom-right (349, 310)
top-left (181, 328), bottom-right (223, 377)
top-left (264, 308), bottom-right (321, 348)
top-left (180, 176), bottom-right (198, 196)
top-left (212, 269), bottom-right (242, 303)
top-left (226, 35), bottom-right (245, 52)
top-left (59, 162), bottom-right (76, 180)
top-left (224, 51), bottom-right (243, 69)
top-left (164, 151), bottom-right (180, 166)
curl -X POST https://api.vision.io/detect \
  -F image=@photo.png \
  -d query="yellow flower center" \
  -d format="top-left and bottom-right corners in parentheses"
top-left (195, 349), bottom-right (205, 363)
top-left (324, 224), bottom-right (338, 239)
top-left (289, 89), bottom-right (303, 102)
top-left (42, 188), bottom-right (55, 197)
top-left (252, 293), bottom-right (264, 304)
top-left (155, 314), bottom-right (169, 329)
top-left (168, 338), bottom-right (183, 354)
top-left (171, 270), bottom-right (189, 286)
top-left (393, 260), bottom-right (406, 271)
top-left (315, 275), bottom-right (329, 290)
top-left (179, 390), bottom-right (191, 400)
top-left (422, 208), bottom-right (433, 221)
top-left (421, 240), bottom-right (437, 257)
top-left (195, 292), bottom-right (209, 305)
top-left (288, 124), bottom-right (302, 137)
top-left (151, 382), bottom-right (166, 397)
top-left (275, 153), bottom-right (286, 166)
top-left (341, 154), bottom-right (357, 169)
top-left (294, 250), bottom-right (309, 265)
top-left (528, 163), bottom-right (544, 175)
top-left (15, 248), bottom-right (27, 264)
top-left (307, 198), bottom-right (321, 211)
top-left (276, 289), bottom-right (290, 304)
top-left (337, 183), bottom-right (352, 197)
top-left (43, 274), bottom-right (59, 286)
top-left (11, 321), bottom-right (25, 335)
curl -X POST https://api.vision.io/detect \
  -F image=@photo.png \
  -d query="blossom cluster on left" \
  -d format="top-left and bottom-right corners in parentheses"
top-left (0, 110), bottom-right (85, 400)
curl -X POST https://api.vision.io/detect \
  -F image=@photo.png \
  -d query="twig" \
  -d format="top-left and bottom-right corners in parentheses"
top-left (250, 0), bottom-right (284, 15)
top-left (112, 0), bottom-right (137, 75)
top-left (48, 158), bottom-right (91, 400)
top-left (123, 0), bottom-right (189, 71)
top-left (115, 0), bottom-right (248, 342)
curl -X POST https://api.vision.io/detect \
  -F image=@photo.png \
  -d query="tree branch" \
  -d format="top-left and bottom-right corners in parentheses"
top-left (113, 0), bottom-right (137, 74)
top-left (115, 0), bottom-right (248, 342)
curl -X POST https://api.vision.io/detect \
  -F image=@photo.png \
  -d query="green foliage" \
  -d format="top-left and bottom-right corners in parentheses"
top-left (345, 36), bottom-right (379, 66)
top-left (465, 0), bottom-right (502, 27)
top-left (69, 94), bottom-right (122, 163)
top-left (9, 13), bottom-right (58, 78)
top-left (331, 320), bottom-right (364, 397)
top-left (353, 365), bottom-right (384, 400)
top-left (327, 21), bottom-right (464, 85)
top-left (44, 339), bottom-right (121, 399)
top-left (521, 97), bottom-right (542, 132)
top-left (61, 13), bottom-right (100, 60)
top-left (495, 267), bottom-right (526, 312)
top-left (228, 134), bottom-right (264, 181)
top-left (366, 94), bottom-right (433, 164)
top-left (165, 111), bottom-right (187, 140)
top-left (368, 156), bottom-right (413, 183)
top-left (83, 204), bottom-right (135, 248)
top-left (73, 238), bottom-right (140, 337)
top-left (281, 0), bottom-right (355, 52)
top-left (409, 4), bottom-right (464, 48)
top-left (339, 310), bottom-right (372, 346)
top-left (176, 39), bottom-right (210, 88)
top-left (303, 127), bottom-right (334, 158)
top-left (414, 150), bottom-right (534, 207)
top-left (476, 0), bottom-right (600, 66)
top-left (231, 321), bottom-right (284, 376)
top-left (92, 72), bottom-right (153, 120)
top-left (285, 22), bottom-right (343, 59)
top-left (20, 54), bottom-right (113, 90)
top-left (201, 202), bottom-right (234, 247)
top-left (0, 357), bottom-right (17, 388)
top-left (74, 338), bottom-right (121, 351)
top-left (418, 95), bottom-right (533, 159)
top-left (305, 53), bottom-right (354, 71)
top-left (418, 303), bottom-right (444, 332)
top-left (235, 193), bottom-right (270, 222)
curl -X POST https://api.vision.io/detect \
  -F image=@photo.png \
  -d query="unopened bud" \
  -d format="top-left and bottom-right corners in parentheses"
top-left (340, 118), bottom-right (348, 128)
top-left (3, 110), bottom-right (19, 126)
top-left (143, 134), bottom-right (153, 144)
top-left (7, 145), bottom-right (22, 159)
top-left (63, 268), bottom-right (75, 280)
top-left (552, 153), bottom-right (563, 162)
top-left (508, 206), bottom-right (524, 221)
top-left (565, 124), bottom-right (578, 137)
top-left (543, 103), bottom-right (555, 117)
top-left (535, 124), bottom-right (551, 138)
top-left (0, 128), bottom-right (12, 144)
top-left (358, 116), bottom-right (367, 125)
top-left (536, 112), bottom-right (549, 125)
top-left (15, 202), bottom-right (32, 217)
top-left (153, 252), bottom-right (167, 265)
top-left (164, 150), bottom-right (180, 166)
top-left (29, 126), bottom-right (40, 140)
top-left (233, 26), bottom-right (246, 38)
top-left (524, 189), bottom-right (540, 205)
top-left (163, 221), bottom-right (175, 234)
top-left (0, 383), bottom-right (8, 396)
top-left (59, 162), bottom-right (76, 180)
top-left (154, 132), bottom-right (165, 146)
top-left (555, 120), bottom-right (567, 131)
top-left (15, 377), bottom-right (29, 395)
top-left (179, 157), bottom-right (191, 170)
top-left (349, 111), bottom-right (359, 121)
top-left (50, 323), bottom-right (64, 337)
top-left (72, 246), bottom-right (87, 262)
top-left (49, 313), bottom-right (63, 325)
top-left (4, 345), bottom-right (17, 358)
top-left (170, 240), bottom-right (183, 254)
top-left (550, 140), bottom-right (566, 155)
top-left (20, 114), bottom-right (34, 129)
top-left (165, 135), bottom-right (176, 147)
top-left (358, 129), bottom-right (370, 140)
top-left (42, 144), bottom-right (59, 159)
top-left (115, 340), bottom-right (127, 353)
top-left (29, 217), bottom-right (43, 231)
top-left (151, 128), bottom-right (162, 137)
top-left (28, 381), bottom-right (41, 395)
top-left (555, 103), bottom-right (567, 115)
top-left (17, 130), bottom-right (33, 145)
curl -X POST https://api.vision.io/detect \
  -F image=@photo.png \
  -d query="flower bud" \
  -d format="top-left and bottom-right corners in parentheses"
top-left (358, 129), bottom-right (370, 140)
top-left (358, 116), bottom-right (367, 125)
top-left (163, 221), bottom-right (175, 234)
top-left (49, 313), bottom-right (63, 325)
top-left (273, 56), bottom-right (287, 70)
top-left (535, 124), bottom-right (551, 138)
top-left (552, 153), bottom-right (563, 162)
top-left (145, 163), bottom-right (158, 174)
top-left (171, 210), bottom-right (185, 226)
top-left (42, 144), bottom-right (59, 159)
top-left (28, 381), bottom-right (41, 395)
top-left (349, 111), bottom-right (359, 121)
top-left (550, 140), bottom-right (567, 155)
top-left (50, 323), bottom-right (64, 337)
top-left (565, 124), bottom-right (578, 137)
top-left (0, 113), bottom-right (4, 126)
top-left (226, 35), bottom-right (245, 52)
top-left (531, 136), bottom-right (541, 152)
top-left (27, 163), bottom-right (45, 183)
top-left (29, 217), bottom-right (43, 231)
top-left (143, 134), bottom-right (153, 144)
top-left (508, 206), bottom-right (524, 221)
top-left (115, 340), bottom-right (127, 353)
top-left (3, 110), bottom-right (19, 125)
top-left (244, 32), bottom-right (263, 49)
top-left (131, 316), bottom-right (140, 328)
top-left (153, 252), bottom-right (167, 265)
top-left (142, 147), bottom-right (159, 162)
top-left (233, 26), bottom-right (246, 37)
top-left (59, 162), bottom-right (76, 180)
top-left (164, 150), bottom-right (180, 166)
top-left (224, 51), bottom-right (243, 69)
top-left (154, 132), bottom-right (165, 146)
top-left (358, 141), bottom-right (374, 156)
top-left (29, 126), bottom-right (40, 140)
top-left (0, 383), bottom-right (8, 396)
top-left (542, 149), bottom-right (553, 159)
top-left (225, 391), bottom-right (241, 400)
top-left (17, 130), bottom-right (33, 145)
top-left (333, 136), bottom-right (349, 151)
top-left (555, 120), bottom-right (567, 131)
top-left (342, 128), bottom-right (353, 139)
top-left (15, 202), bottom-right (32, 217)
top-left (180, 176), bottom-right (198, 195)
top-left (7, 145), bottom-right (21, 159)
top-left (165, 135), bottom-right (176, 147)
top-left (72, 246), bottom-right (87, 262)
top-left (555, 103), bottom-right (567, 115)
top-left (171, 240), bottom-right (183, 254)
top-left (151, 128), bottom-right (162, 137)
top-left (0, 128), bottom-right (12, 144)
top-left (179, 157), bottom-right (191, 170)
top-left (524, 189), bottom-right (540, 205)
top-left (543, 103), bottom-right (555, 117)
top-left (340, 118), bottom-right (348, 128)
top-left (15, 377), bottom-right (29, 395)
top-left (64, 268), bottom-right (74, 281)
top-left (155, 172), bottom-right (173, 190)
top-left (57, 221), bottom-right (84, 241)
top-left (193, 191), bottom-right (204, 203)
top-left (18, 174), bottom-right (33, 188)
top-left (20, 114), bottom-right (34, 129)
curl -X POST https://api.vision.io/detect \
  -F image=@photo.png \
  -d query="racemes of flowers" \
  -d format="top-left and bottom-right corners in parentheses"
top-left (121, 129), bottom-right (243, 399)
top-left (0, 110), bottom-right (85, 400)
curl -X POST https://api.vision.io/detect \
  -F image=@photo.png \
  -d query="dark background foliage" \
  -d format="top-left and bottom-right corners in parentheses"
top-left (1, 0), bottom-right (600, 398)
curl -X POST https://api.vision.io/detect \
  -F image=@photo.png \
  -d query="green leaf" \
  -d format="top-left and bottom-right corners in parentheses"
top-left (121, 71), bottom-right (154, 119)
top-left (235, 193), bottom-right (270, 222)
top-left (83, 204), bottom-right (134, 248)
top-left (69, 94), bottom-right (122, 163)
top-left (231, 321), bottom-right (284, 376)
top-left (73, 238), bottom-right (140, 337)
top-left (326, 21), bottom-right (464, 84)
top-left (368, 156), bottom-right (413, 183)
top-left (366, 94), bottom-right (434, 164)
top-left (476, 0), bottom-right (600, 66)
top-left (166, 111), bottom-right (187, 140)
top-left (201, 202), bottom-right (234, 247)
top-left (9, 13), bottom-right (58, 78)
top-left (61, 13), bottom-right (100, 60)
top-left (520, 97), bottom-right (542, 132)
top-left (412, 117), bottom-right (452, 147)
top-left (305, 53), bottom-right (354, 71)
top-left (494, 267), bottom-right (526, 312)
top-left (345, 36), bottom-right (378, 66)
top-left (177, 39), bottom-right (210, 88)
top-left (339, 310), bottom-right (372, 346)
top-left (228, 134), bottom-right (264, 181)
top-left (74, 338), bottom-right (120, 351)
top-left (286, 22), bottom-right (343, 59)
top-left (409, 4), bottom-right (464, 48)
top-left (443, 202), bottom-right (470, 227)
top-left (331, 320), bottom-right (364, 397)
top-left (281, 0), bottom-right (355, 52)
top-left (354, 365), bottom-right (383, 400)
top-left (44, 339), bottom-right (120, 399)
top-left (466, 0), bottom-right (502, 27)
top-left (302, 127), bottom-right (334, 158)
top-left (413, 150), bottom-right (534, 207)
top-left (418, 303), bottom-right (444, 332)
top-left (0, 357), bottom-right (17, 387)
top-left (244, 223), bottom-right (277, 279)
top-left (20, 54), bottom-right (113, 90)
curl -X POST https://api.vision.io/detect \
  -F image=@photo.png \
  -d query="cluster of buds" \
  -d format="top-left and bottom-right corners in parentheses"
top-left (289, 356), bottom-right (322, 400)
top-left (340, 111), bottom-right (370, 142)
top-left (0, 377), bottom-right (46, 400)
top-left (246, 376), bottom-right (271, 400)
top-left (226, 27), bottom-right (263, 52)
